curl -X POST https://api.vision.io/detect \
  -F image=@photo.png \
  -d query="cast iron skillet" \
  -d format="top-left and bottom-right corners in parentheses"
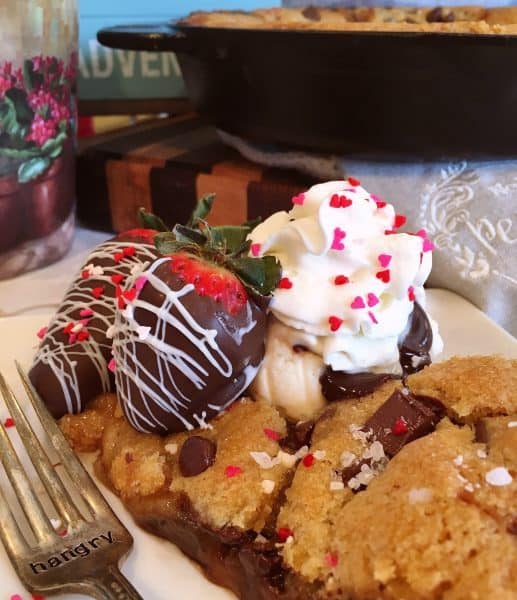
top-left (98, 22), bottom-right (517, 159)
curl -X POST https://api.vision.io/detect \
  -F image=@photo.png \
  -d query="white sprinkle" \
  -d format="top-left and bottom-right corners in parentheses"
top-left (330, 481), bottom-right (345, 491)
top-left (485, 467), bottom-right (513, 487)
top-left (136, 325), bottom-right (151, 341)
top-left (477, 449), bottom-right (487, 459)
top-left (261, 479), bottom-right (275, 494)
top-left (71, 322), bottom-right (84, 333)
top-left (91, 265), bottom-right (104, 276)
top-left (453, 455), bottom-right (464, 467)
top-left (340, 451), bottom-right (357, 468)
top-left (313, 450), bottom-right (326, 461)
top-left (285, 536), bottom-right (294, 545)
top-left (347, 477), bottom-right (361, 490)
top-left (363, 440), bottom-right (386, 463)
top-left (464, 483), bottom-right (475, 493)
top-left (164, 443), bottom-right (178, 455)
top-left (50, 518), bottom-right (62, 530)
top-left (508, 421), bottom-right (517, 428)
top-left (408, 488), bottom-right (433, 504)
top-left (106, 325), bottom-right (115, 339)
top-left (250, 451), bottom-right (276, 469)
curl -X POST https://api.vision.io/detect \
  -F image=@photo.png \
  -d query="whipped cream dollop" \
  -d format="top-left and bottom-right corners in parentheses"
top-left (249, 180), bottom-right (443, 377)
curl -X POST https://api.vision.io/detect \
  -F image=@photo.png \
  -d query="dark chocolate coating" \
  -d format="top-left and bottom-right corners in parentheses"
top-left (29, 230), bottom-right (159, 418)
top-left (114, 258), bottom-right (267, 434)
top-left (320, 302), bottom-right (434, 403)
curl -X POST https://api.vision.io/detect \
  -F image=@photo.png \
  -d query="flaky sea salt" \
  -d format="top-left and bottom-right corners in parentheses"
top-left (340, 451), bottom-right (356, 468)
top-left (485, 467), bottom-right (513, 486)
top-left (164, 443), bottom-right (178, 455)
top-left (453, 455), bottom-right (464, 466)
top-left (477, 449), bottom-right (487, 459)
top-left (508, 421), bottom-right (517, 428)
top-left (313, 450), bottom-right (326, 461)
top-left (261, 479), bottom-right (275, 494)
top-left (250, 451), bottom-right (276, 469)
top-left (408, 488), bottom-right (433, 504)
top-left (330, 481), bottom-right (345, 491)
top-left (363, 440), bottom-right (386, 463)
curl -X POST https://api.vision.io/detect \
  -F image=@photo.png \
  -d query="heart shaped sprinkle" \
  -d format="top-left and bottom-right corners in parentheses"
top-left (80, 308), bottom-right (94, 318)
top-left (378, 253), bottom-right (392, 268)
top-left (331, 227), bottom-right (346, 251)
top-left (123, 288), bottom-right (137, 302)
top-left (422, 238), bottom-right (435, 252)
top-left (367, 293), bottom-right (379, 307)
top-left (328, 315), bottom-right (343, 332)
top-left (250, 243), bottom-right (261, 257)
top-left (278, 277), bottom-right (293, 289)
top-left (393, 214), bottom-right (407, 229)
top-left (81, 270), bottom-right (90, 279)
top-left (111, 274), bottom-right (124, 284)
top-left (123, 246), bottom-right (136, 257)
top-left (224, 465), bottom-right (243, 478)
top-left (415, 229), bottom-right (427, 239)
top-left (113, 252), bottom-right (124, 263)
top-left (264, 428), bottom-right (281, 441)
top-left (292, 193), bottom-right (305, 205)
top-left (334, 274), bottom-right (349, 285)
top-left (408, 286), bottom-right (416, 302)
top-left (351, 296), bottom-right (365, 309)
top-left (392, 416), bottom-right (408, 435)
top-left (330, 194), bottom-right (341, 208)
top-left (91, 286), bottom-right (104, 299)
top-left (347, 176), bottom-right (361, 186)
top-left (108, 358), bottom-right (116, 373)
top-left (37, 326), bottom-right (47, 339)
top-left (340, 196), bottom-right (353, 208)
top-left (302, 453), bottom-right (315, 467)
top-left (325, 552), bottom-right (339, 568)
top-left (135, 275), bottom-right (148, 291)
top-left (376, 269), bottom-right (390, 283)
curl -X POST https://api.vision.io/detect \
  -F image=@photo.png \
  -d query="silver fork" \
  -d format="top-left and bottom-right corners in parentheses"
top-left (0, 364), bottom-right (143, 599)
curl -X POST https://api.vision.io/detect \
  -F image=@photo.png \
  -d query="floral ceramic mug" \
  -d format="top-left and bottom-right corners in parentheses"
top-left (0, 0), bottom-right (77, 279)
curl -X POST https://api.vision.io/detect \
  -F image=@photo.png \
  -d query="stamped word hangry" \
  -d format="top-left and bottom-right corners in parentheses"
top-left (29, 530), bottom-right (114, 574)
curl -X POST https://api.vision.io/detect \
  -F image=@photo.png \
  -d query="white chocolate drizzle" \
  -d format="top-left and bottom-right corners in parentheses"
top-left (31, 239), bottom-right (158, 414)
top-left (113, 257), bottom-right (260, 433)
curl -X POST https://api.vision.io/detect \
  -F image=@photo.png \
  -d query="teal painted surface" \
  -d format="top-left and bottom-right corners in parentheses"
top-left (79, 0), bottom-right (277, 101)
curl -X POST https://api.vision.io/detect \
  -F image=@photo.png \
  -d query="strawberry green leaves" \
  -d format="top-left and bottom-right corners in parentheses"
top-left (140, 193), bottom-right (282, 299)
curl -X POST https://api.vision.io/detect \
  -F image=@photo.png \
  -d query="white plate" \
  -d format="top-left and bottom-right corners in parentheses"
top-left (0, 288), bottom-right (515, 600)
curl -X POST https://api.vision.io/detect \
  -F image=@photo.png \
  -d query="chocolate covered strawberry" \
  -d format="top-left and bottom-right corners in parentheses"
top-left (112, 196), bottom-right (281, 434)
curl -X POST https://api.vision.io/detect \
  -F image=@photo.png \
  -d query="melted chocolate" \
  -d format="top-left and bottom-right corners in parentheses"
top-left (320, 302), bottom-right (433, 403)
top-left (114, 258), bottom-right (267, 435)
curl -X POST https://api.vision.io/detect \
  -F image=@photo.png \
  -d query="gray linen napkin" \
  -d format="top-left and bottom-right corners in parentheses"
top-left (219, 132), bottom-right (516, 336)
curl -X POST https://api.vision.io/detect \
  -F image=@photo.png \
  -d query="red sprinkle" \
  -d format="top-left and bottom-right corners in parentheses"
top-left (111, 274), bottom-right (124, 284)
top-left (392, 417), bottom-right (408, 436)
top-left (113, 252), bottom-right (124, 263)
top-left (375, 269), bottom-right (390, 283)
top-left (63, 323), bottom-right (74, 334)
top-left (351, 296), bottom-right (365, 310)
top-left (123, 288), bottom-right (137, 302)
top-left (37, 326), bottom-right (47, 339)
top-left (325, 552), bottom-right (339, 568)
top-left (329, 194), bottom-right (341, 208)
top-left (302, 453), bottom-right (315, 467)
top-left (250, 243), bottom-right (261, 257)
top-left (32, 595), bottom-right (46, 600)
top-left (422, 238), bottom-right (435, 252)
top-left (368, 311), bottom-right (378, 325)
top-left (117, 297), bottom-right (126, 310)
top-left (328, 316), bottom-right (343, 332)
top-left (384, 230), bottom-right (396, 235)
top-left (292, 193), bottom-right (305, 205)
top-left (4, 417), bottom-right (15, 428)
top-left (277, 527), bottom-right (294, 543)
top-left (91, 286), bottom-right (104, 299)
top-left (79, 308), bottom-right (94, 318)
top-left (408, 286), bottom-right (416, 302)
top-left (371, 194), bottom-right (387, 209)
top-left (339, 196), bottom-right (353, 208)
top-left (347, 176), bottom-right (361, 186)
top-left (264, 428), bottom-right (281, 441)
top-left (278, 277), bottom-right (293, 290)
top-left (123, 246), bottom-right (136, 257)
top-left (334, 274), bottom-right (349, 286)
top-left (77, 330), bottom-right (90, 342)
top-left (108, 358), bottom-right (116, 373)
top-left (224, 465), bottom-right (242, 478)
top-left (81, 270), bottom-right (90, 279)
top-left (393, 214), bottom-right (407, 229)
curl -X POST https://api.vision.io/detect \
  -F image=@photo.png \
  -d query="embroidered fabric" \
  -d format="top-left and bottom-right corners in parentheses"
top-left (219, 130), bottom-right (516, 337)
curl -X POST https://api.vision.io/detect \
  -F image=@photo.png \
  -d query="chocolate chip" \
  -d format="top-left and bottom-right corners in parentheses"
top-left (363, 389), bottom-right (440, 457)
top-left (302, 6), bottom-right (321, 21)
top-left (279, 420), bottom-right (315, 452)
top-left (426, 7), bottom-right (454, 22)
top-left (179, 436), bottom-right (216, 477)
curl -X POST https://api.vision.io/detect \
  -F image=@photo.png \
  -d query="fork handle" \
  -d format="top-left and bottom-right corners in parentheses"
top-left (85, 564), bottom-right (144, 599)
